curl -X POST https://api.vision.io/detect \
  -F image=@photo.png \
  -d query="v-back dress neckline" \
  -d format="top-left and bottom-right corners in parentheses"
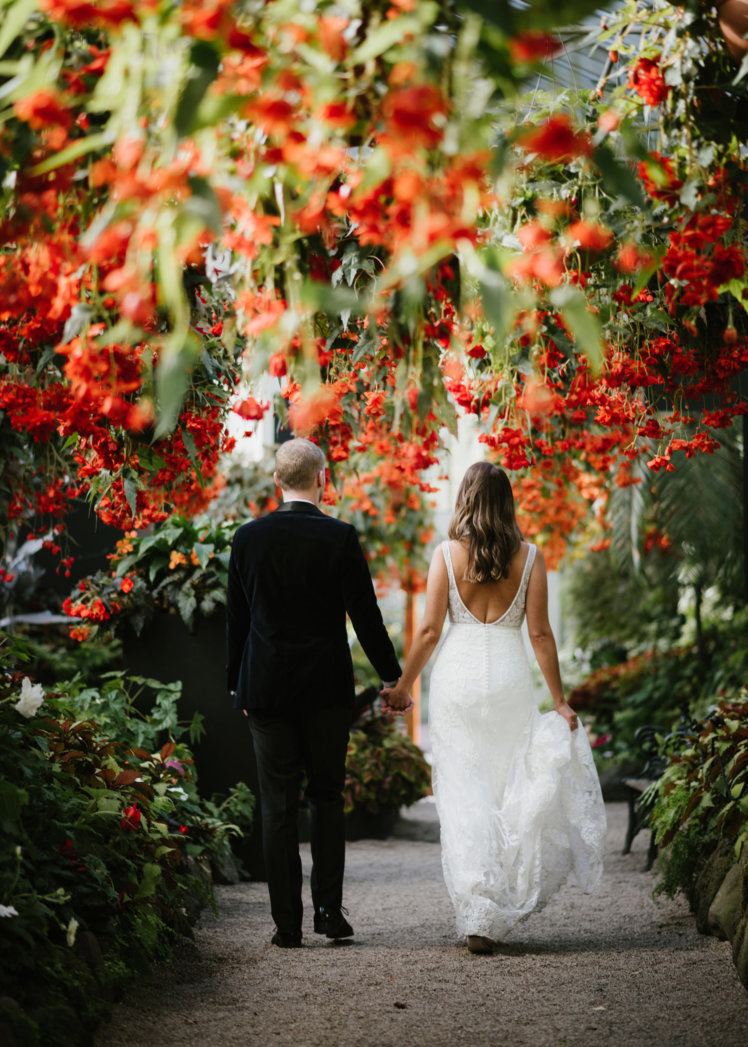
top-left (442, 540), bottom-right (536, 627)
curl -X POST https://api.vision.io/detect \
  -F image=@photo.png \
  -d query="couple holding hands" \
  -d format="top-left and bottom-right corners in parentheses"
top-left (226, 439), bottom-right (605, 954)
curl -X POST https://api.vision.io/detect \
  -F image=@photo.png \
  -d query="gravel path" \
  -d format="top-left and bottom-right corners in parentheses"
top-left (97, 802), bottom-right (748, 1047)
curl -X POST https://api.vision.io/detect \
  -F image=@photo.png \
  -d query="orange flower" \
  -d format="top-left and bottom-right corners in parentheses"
top-left (615, 243), bottom-right (654, 274)
top-left (565, 220), bottom-right (613, 253)
top-left (506, 246), bottom-right (565, 288)
top-left (318, 15), bottom-right (349, 62)
top-left (597, 109), bottom-right (621, 133)
top-left (288, 384), bottom-right (344, 434)
top-left (169, 551), bottom-right (187, 569)
top-left (517, 220), bottom-right (553, 250)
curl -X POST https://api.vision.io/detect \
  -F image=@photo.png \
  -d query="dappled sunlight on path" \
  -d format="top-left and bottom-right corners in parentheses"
top-left (97, 803), bottom-right (748, 1047)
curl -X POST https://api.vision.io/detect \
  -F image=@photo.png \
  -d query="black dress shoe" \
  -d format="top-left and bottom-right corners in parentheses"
top-left (314, 907), bottom-right (354, 939)
top-left (271, 929), bottom-right (303, 948)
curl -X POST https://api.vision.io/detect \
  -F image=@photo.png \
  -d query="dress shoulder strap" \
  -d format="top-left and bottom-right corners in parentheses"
top-left (517, 543), bottom-right (537, 604)
top-left (441, 540), bottom-right (457, 589)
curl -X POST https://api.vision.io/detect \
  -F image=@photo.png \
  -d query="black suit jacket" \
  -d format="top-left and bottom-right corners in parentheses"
top-left (226, 502), bottom-right (401, 712)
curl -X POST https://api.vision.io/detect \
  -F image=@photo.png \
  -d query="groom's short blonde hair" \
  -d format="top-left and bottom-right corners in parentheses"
top-left (275, 438), bottom-right (325, 490)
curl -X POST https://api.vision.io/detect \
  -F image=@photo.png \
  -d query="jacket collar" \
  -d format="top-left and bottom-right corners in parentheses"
top-left (275, 501), bottom-right (325, 517)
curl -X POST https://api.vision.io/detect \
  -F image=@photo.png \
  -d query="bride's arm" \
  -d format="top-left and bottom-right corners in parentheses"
top-left (380, 546), bottom-right (449, 710)
top-left (525, 550), bottom-right (579, 731)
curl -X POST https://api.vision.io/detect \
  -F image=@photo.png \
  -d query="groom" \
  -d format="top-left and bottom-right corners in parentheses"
top-left (226, 438), bottom-right (404, 948)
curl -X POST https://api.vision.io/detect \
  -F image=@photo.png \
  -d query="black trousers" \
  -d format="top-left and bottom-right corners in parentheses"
top-left (248, 705), bottom-right (351, 935)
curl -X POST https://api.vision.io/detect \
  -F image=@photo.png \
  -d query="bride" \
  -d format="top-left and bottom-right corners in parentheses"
top-left (382, 462), bottom-right (606, 954)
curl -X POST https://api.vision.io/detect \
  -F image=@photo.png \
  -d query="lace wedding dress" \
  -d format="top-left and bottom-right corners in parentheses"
top-left (429, 541), bottom-right (606, 942)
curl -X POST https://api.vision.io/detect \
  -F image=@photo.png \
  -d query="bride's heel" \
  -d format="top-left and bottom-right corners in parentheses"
top-left (466, 935), bottom-right (494, 954)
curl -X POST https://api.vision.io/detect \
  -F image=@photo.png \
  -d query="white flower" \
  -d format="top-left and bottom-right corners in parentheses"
top-left (14, 677), bottom-right (44, 719)
top-left (0, 905), bottom-right (19, 918)
top-left (66, 916), bottom-right (79, 947)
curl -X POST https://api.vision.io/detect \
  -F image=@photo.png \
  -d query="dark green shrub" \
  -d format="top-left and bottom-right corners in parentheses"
top-left (649, 693), bottom-right (748, 901)
top-left (344, 711), bottom-right (431, 815)
top-left (0, 665), bottom-right (249, 1046)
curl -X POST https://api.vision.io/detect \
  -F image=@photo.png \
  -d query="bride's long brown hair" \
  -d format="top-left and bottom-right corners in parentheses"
top-left (447, 462), bottom-right (523, 582)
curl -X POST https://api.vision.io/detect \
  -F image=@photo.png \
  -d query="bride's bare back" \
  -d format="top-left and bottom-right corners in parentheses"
top-left (447, 539), bottom-right (531, 625)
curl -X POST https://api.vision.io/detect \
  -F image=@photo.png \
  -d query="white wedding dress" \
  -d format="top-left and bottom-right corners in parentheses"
top-left (429, 541), bottom-right (606, 941)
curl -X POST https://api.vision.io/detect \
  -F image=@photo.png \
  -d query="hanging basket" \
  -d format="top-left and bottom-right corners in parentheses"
top-left (716, 0), bottom-right (748, 59)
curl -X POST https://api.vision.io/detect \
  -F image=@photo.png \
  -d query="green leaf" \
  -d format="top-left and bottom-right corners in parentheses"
top-left (122, 475), bottom-right (138, 523)
top-left (479, 271), bottom-right (517, 355)
top-left (592, 143), bottom-right (645, 208)
top-left (30, 131), bottom-right (113, 175)
top-left (192, 542), bottom-right (213, 569)
top-left (457, 0), bottom-right (602, 33)
top-left (175, 40), bottom-right (220, 139)
top-left (349, 16), bottom-right (422, 64)
top-left (182, 175), bottom-right (223, 235)
top-left (189, 711), bottom-right (206, 745)
top-left (181, 427), bottom-right (202, 485)
top-left (154, 333), bottom-right (200, 439)
top-left (679, 179), bottom-right (700, 211)
top-left (0, 0), bottom-right (36, 61)
top-left (176, 588), bottom-right (197, 628)
top-left (720, 277), bottom-right (748, 314)
top-left (0, 780), bottom-right (26, 832)
top-left (299, 280), bottom-right (362, 317)
top-left (135, 862), bottom-right (162, 900)
top-left (549, 285), bottom-right (604, 373)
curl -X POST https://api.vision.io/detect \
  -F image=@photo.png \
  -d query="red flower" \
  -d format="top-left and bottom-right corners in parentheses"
top-left (637, 152), bottom-right (683, 204)
top-left (39, 0), bottom-right (140, 29)
top-left (379, 85), bottom-right (448, 156)
top-left (13, 89), bottom-right (73, 133)
top-left (120, 804), bottom-right (141, 831)
top-left (517, 115), bottom-right (591, 163)
top-left (119, 576), bottom-right (134, 593)
top-left (591, 732), bottom-right (612, 748)
top-left (233, 397), bottom-right (268, 421)
top-left (509, 32), bottom-right (561, 64)
top-left (268, 352), bottom-right (287, 378)
top-left (628, 56), bottom-right (670, 107)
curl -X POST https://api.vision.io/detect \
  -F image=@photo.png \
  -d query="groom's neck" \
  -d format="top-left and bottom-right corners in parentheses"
top-left (281, 488), bottom-right (320, 505)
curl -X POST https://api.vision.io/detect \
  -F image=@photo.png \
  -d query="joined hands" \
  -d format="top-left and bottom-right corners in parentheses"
top-left (380, 684), bottom-right (414, 717)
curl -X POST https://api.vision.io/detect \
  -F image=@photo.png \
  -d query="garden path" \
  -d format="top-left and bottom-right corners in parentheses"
top-left (97, 802), bottom-right (748, 1047)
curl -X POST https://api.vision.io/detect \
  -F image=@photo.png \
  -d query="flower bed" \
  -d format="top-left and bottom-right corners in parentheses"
top-left (0, 664), bottom-right (252, 1046)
